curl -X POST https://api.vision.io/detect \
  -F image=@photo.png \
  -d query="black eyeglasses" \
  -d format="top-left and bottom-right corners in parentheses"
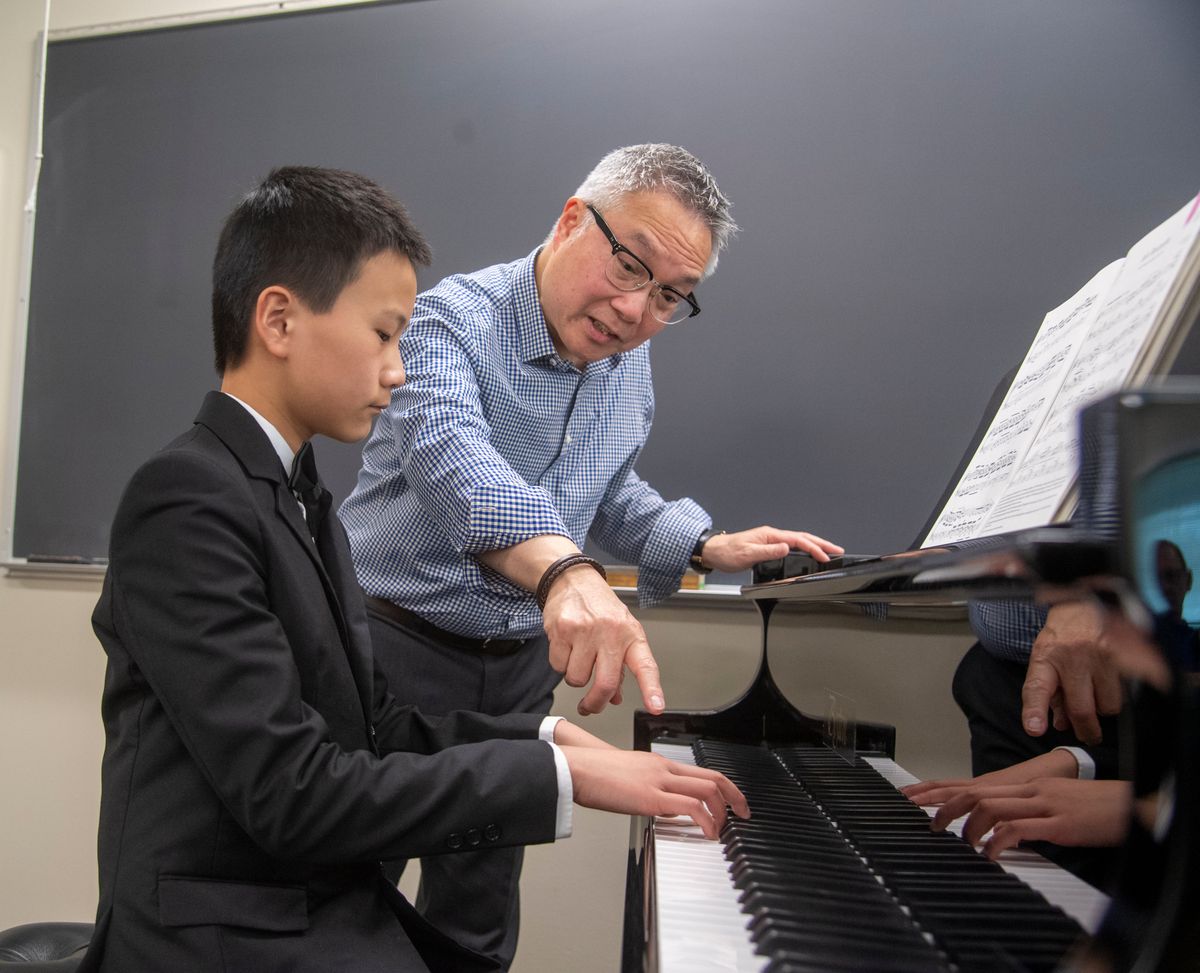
top-left (586, 204), bottom-right (701, 326)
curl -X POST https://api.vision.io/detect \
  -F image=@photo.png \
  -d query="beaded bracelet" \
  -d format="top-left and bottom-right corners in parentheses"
top-left (535, 554), bottom-right (607, 610)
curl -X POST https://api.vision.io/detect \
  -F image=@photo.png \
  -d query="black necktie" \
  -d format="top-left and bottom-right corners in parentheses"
top-left (287, 441), bottom-right (331, 539)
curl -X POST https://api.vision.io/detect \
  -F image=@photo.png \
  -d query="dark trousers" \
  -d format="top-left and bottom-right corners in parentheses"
top-left (366, 607), bottom-right (560, 972)
top-left (952, 641), bottom-right (1121, 888)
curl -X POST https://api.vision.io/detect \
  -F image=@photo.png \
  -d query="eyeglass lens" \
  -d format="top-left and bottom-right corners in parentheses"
top-left (604, 251), bottom-right (693, 325)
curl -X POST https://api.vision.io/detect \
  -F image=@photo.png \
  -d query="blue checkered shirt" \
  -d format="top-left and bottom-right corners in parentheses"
top-left (340, 249), bottom-right (709, 640)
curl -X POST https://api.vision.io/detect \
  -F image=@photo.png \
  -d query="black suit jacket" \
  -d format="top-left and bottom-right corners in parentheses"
top-left (82, 392), bottom-right (558, 972)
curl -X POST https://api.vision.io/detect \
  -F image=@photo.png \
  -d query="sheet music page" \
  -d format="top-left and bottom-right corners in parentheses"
top-left (921, 261), bottom-right (1121, 547)
top-left (977, 194), bottom-right (1200, 537)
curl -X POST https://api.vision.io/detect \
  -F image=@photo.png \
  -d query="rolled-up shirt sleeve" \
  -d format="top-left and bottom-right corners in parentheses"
top-left (590, 466), bottom-right (710, 607)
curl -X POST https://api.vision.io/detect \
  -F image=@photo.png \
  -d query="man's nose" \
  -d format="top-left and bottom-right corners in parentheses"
top-left (610, 287), bottom-right (651, 324)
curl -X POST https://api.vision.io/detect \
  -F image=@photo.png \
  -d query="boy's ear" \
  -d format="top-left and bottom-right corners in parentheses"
top-left (253, 285), bottom-right (297, 360)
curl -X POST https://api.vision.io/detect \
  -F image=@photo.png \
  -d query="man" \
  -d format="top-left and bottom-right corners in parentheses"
top-left (81, 166), bottom-right (746, 973)
top-left (340, 143), bottom-right (839, 964)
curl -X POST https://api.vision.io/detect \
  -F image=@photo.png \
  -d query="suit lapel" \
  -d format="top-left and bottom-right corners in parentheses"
top-left (193, 392), bottom-right (374, 725)
top-left (317, 519), bottom-right (377, 725)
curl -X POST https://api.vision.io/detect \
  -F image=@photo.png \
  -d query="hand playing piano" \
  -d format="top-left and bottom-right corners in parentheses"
top-left (900, 747), bottom-right (1083, 808)
top-left (698, 525), bottom-right (843, 573)
top-left (924, 777), bottom-right (1133, 859)
top-left (560, 745), bottom-right (750, 839)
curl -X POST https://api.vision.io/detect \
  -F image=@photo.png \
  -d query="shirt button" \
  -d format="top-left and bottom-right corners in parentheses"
top-left (565, 434), bottom-right (573, 444)
top-left (465, 828), bottom-right (482, 847)
top-left (446, 832), bottom-right (464, 850)
top-left (484, 824), bottom-right (502, 843)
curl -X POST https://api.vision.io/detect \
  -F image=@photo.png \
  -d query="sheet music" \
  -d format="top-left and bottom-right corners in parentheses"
top-left (923, 194), bottom-right (1200, 546)
top-left (922, 262), bottom-right (1120, 546)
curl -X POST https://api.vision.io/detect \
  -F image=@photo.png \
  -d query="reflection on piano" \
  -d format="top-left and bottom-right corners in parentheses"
top-left (622, 595), bottom-right (1108, 973)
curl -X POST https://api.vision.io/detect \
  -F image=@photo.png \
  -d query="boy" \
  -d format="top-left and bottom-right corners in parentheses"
top-left (81, 166), bottom-right (745, 972)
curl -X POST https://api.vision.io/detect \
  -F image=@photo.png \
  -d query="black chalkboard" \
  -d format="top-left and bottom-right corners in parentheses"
top-left (13, 0), bottom-right (1200, 567)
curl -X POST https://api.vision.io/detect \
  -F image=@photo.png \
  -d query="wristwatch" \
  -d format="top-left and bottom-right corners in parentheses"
top-left (689, 527), bottom-right (724, 574)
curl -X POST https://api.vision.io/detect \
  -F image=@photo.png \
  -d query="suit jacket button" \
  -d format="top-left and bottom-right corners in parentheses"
top-left (465, 828), bottom-right (482, 847)
top-left (446, 832), bottom-right (464, 850)
top-left (484, 824), bottom-right (501, 842)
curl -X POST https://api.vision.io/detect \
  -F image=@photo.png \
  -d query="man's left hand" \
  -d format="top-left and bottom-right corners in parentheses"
top-left (699, 525), bottom-right (843, 573)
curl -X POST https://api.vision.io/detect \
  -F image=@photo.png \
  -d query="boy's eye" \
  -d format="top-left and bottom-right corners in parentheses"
top-left (377, 330), bottom-right (394, 343)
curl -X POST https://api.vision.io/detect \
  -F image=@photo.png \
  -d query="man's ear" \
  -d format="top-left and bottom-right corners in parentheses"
top-left (550, 196), bottom-right (588, 246)
top-left (253, 285), bottom-right (296, 360)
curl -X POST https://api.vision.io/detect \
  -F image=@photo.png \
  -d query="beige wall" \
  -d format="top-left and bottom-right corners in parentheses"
top-left (0, 3), bottom-right (974, 968)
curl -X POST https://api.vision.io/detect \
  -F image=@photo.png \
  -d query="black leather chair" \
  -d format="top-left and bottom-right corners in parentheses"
top-left (0, 923), bottom-right (91, 971)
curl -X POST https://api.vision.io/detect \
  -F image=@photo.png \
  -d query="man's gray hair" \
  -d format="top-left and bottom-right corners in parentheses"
top-left (568, 143), bottom-right (737, 279)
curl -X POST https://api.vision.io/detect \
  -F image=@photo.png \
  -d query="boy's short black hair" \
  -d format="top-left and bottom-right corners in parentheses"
top-left (212, 166), bottom-right (433, 374)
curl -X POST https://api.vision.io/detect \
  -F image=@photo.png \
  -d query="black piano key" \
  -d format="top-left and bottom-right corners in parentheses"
top-left (951, 946), bottom-right (1078, 973)
top-left (732, 867), bottom-right (886, 895)
top-left (762, 938), bottom-right (951, 973)
top-left (753, 926), bottom-right (940, 964)
top-left (740, 887), bottom-right (895, 917)
top-left (765, 959), bottom-right (946, 973)
top-left (746, 902), bottom-right (917, 936)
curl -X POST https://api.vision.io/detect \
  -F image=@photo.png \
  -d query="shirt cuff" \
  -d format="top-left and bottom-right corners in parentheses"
top-left (463, 482), bottom-right (570, 553)
top-left (636, 498), bottom-right (709, 606)
top-left (1053, 745), bottom-right (1096, 780)
top-left (540, 716), bottom-right (574, 839)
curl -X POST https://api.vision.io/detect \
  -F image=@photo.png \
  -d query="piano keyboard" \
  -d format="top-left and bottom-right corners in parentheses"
top-left (649, 741), bottom-right (1111, 973)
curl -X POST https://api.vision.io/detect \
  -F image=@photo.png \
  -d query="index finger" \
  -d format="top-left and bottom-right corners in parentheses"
top-left (624, 638), bottom-right (665, 715)
top-left (1021, 658), bottom-right (1062, 737)
top-left (929, 783), bottom-right (1031, 832)
top-left (904, 781), bottom-right (975, 808)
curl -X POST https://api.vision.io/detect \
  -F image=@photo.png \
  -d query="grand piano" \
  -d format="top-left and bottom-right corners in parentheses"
top-left (621, 385), bottom-right (1200, 973)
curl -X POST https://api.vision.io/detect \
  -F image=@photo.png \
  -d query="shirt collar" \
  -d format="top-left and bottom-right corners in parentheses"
top-left (222, 392), bottom-right (296, 474)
